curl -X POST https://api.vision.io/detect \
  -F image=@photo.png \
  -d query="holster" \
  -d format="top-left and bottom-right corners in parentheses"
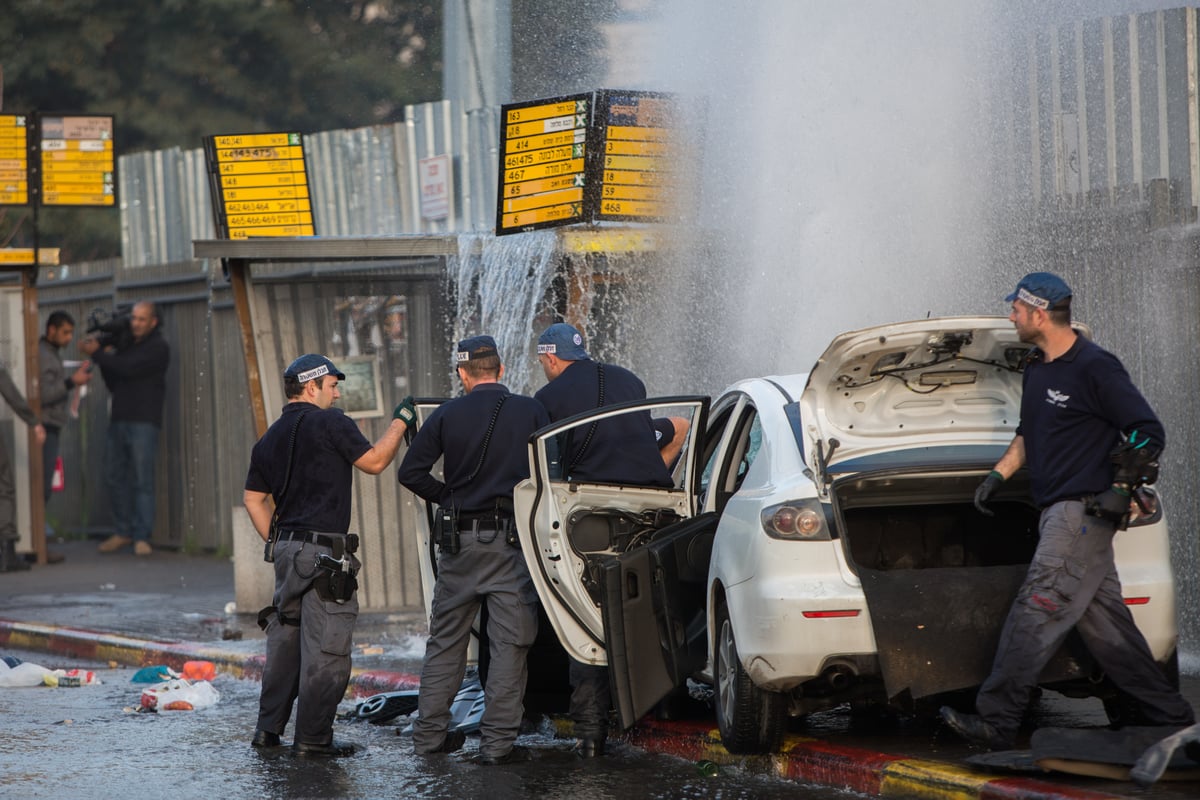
top-left (264, 519), bottom-right (279, 563)
top-left (434, 506), bottom-right (459, 555)
top-left (315, 569), bottom-right (358, 603)
top-left (314, 551), bottom-right (359, 604)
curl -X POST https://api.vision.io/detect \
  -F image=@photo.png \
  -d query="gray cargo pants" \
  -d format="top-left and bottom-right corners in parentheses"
top-left (257, 538), bottom-right (359, 746)
top-left (976, 500), bottom-right (1194, 740)
top-left (413, 529), bottom-right (538, 759)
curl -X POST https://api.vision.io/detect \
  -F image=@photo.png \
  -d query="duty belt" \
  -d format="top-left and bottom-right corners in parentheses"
top-left (278, 530), bottom-right (346, 548)
top-left (456, 517), bottom-right (515, 532)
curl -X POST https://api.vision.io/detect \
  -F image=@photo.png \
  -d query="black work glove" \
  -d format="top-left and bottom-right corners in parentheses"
top-left (393, 395), bottom-right (416, 424)
top-left (974, 471), bottom-right (1004, 517)
top-left (1089, 486), bottom-right (1132, 524)
top-left (1111, 429), bottom-right (1161, 487)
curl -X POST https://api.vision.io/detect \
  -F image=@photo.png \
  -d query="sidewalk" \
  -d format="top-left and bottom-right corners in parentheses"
top-left (0, 540), bottom-right (1191, 800)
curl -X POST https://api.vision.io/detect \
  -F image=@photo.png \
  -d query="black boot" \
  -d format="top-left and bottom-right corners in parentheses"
top-left (0, 540), bottom-right (30, 572)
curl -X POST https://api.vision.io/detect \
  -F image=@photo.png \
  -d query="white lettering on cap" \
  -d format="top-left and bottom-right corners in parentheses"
top-left (537, 343), bottom-right (556, 354)
top-left (296, 364), bottom-right (330, 383)
top-left (455, 351), bottom-right (470, 362)
top-left (1017, 287), bottom-right (1050, 310)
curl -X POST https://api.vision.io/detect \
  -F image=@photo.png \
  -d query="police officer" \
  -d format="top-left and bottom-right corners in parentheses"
top-left (941, 273), bottom-right (1195, 749)
top-left (397, 335), bottom-right (547, 765)
top-left (243, 354), bottom-right (412, 757)
top-left (533, 322), bottom-right (684, 757)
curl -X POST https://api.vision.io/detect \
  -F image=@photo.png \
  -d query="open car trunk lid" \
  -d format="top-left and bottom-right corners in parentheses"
top-left (799, 317), bottom-right (1096, 475)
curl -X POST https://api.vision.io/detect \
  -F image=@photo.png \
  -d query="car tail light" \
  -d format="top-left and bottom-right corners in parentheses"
top-left (802, 609), bottom-right (861, 618)
top-left (1124, 597), bottom-right (1150, 606)
top-left (761, 499), bottom-right (831, 540)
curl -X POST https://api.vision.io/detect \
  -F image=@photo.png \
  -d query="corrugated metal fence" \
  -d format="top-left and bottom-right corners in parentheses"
top-left (119, 100), bottom-right (501, 267)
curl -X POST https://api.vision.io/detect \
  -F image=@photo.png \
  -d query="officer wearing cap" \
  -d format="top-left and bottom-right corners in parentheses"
top-left (397, 335), bottom-right (548, 765)
top-left (244, 353), bottom-right (413, 757)
top-left (533, 322), bottom-right (687, 758)
top-left (941, 273), bottom-right (1195, 749)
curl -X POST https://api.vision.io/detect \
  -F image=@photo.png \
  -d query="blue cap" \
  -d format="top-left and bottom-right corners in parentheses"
top-left (284, 353), bottom-right (345, 382)
top-left (537, 323), bottom-right (589, 360)
top-left (456, 335), bottom-right (500, 363)
top-left (1005, 272), bottom-right (1072, 310)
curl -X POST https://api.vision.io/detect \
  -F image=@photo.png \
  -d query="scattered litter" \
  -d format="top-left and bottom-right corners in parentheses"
top-left (139, 678), bottom-right (220, 711)
top-left (44, 669), bottom-right (101, 687)
top-left (224, 601), bottom-right (237, 614)
top-left (99, 583), bottom-right (116, 591)
top-left (131, 665), bottom-right (180, 684)
top-left (181, 661), bottom-right (216, 681)
top-left (0, 660), bottom-right (54, 687)
top-left (358, 645), bottom-right (384, 655)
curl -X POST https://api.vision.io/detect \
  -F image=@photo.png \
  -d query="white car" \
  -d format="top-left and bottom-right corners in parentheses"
top-left (514, 316), bottom-right (1180, 754)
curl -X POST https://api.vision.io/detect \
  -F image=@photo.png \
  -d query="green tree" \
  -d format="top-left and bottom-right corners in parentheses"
top-left (0, 0), bottom-right (442, 260)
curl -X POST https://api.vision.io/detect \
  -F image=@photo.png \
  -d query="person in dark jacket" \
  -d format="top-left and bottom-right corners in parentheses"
top-left (39, 311), bottom-right (92, 504)
top-left (0, 362), bottom-right (45, 572)
top-left (82, 301), bottom-right (169, 556)
top-left (942, 272), bottom-right (1195, 749)
top-left (532, 322), bottom-right (686, 758)
top-left (398, 335), bottom-right (548, 766)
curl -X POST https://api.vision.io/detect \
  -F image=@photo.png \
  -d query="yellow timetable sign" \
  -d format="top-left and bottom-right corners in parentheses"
top-left (496, 94), bottom-right (590, 236)
top-left (0, 115), bottom-right (30, 205)
top-left (205, 132), bottom-right (315, 238)
top-left (39, 115), bottom-right (116, 207)
top-left (0, 248), bottom-right (60, 265)
top-left (595, 91), bottom-right (676, 223)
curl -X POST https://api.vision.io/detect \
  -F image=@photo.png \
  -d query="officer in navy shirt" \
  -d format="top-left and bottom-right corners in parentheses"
top-left (532, 322), bottom-right (687, 757)
top-left (941, 273), bottom-right (1194, 750)
top-left (398, 335), bottom-right (548, 765)
top-left (244, 354), bottom-right (411, 757)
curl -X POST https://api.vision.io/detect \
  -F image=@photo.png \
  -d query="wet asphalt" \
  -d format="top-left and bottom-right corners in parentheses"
top-left (3, 539), bottom-right (1200, 799)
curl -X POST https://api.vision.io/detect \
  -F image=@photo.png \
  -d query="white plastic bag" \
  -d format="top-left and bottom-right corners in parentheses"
top-left (139, 678), bottom-right (220, 711)
top-left (0, 660), bottom-right (54, 688)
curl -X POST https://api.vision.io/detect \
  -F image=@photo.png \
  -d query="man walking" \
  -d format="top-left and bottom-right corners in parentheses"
top-left (398, 335), bottom-right (548, 765)
top-left (82, 301), bottom-right (169, 556)
top-left (244, 354), bottom-right (410, 756)
top-left (942, 272), bottom-right (1195, 749)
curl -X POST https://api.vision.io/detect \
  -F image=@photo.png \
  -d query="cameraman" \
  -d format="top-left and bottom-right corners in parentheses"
top-left (81, 301), bottom-right (169, 556)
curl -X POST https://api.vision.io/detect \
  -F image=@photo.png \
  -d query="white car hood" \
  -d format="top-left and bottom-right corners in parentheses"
top-left (800, 316), bottom-right (1063, 469)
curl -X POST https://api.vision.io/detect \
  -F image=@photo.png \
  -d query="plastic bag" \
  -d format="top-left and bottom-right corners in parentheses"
top-left (181, 661), bottom-right (216, 681)
top-left (0, 660), bottom-right (54, 688)
top-left (139, 678), bottom-right (220, 711)
top-left (131, 665), bottom-right (180, 684)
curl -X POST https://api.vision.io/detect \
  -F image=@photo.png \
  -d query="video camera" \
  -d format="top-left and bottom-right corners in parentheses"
top-left (86, 307), bottom-right (134, 351)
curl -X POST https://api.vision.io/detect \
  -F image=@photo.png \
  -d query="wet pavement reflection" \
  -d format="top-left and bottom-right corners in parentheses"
top-left (0, 650), bottom-right (854, 800)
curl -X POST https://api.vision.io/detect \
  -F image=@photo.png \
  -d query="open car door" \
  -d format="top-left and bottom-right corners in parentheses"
top-left (513, 395), bottom-right (710, 729)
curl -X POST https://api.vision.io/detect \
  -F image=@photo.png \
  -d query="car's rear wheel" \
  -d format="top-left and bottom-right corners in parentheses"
top-left (714, 605), bottom-right (786, 754)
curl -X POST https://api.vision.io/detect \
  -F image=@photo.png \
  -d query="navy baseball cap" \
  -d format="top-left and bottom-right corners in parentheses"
top-left (1005, 272), bottom-right (1073, 310)
top-left (537, 323), bottom-right (589, 360)
top-left (456, 335), bottom-right (500, 363)
top-left (284, 354), bottom-right (345, 383)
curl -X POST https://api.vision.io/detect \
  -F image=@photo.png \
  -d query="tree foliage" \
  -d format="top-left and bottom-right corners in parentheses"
top-left (0, 0), bottom-right (442, 259)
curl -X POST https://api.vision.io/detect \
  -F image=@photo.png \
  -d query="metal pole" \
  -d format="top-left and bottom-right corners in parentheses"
top-left (25, 205), bottom-right (45, 564)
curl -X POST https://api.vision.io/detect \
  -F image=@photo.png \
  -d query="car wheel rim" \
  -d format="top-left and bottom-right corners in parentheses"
top-left (718, 619), bottom-right (737, 727)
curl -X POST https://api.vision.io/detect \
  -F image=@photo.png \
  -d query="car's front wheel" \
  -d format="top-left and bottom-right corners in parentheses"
top-left (714, 605), bottom-right (786, 754)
